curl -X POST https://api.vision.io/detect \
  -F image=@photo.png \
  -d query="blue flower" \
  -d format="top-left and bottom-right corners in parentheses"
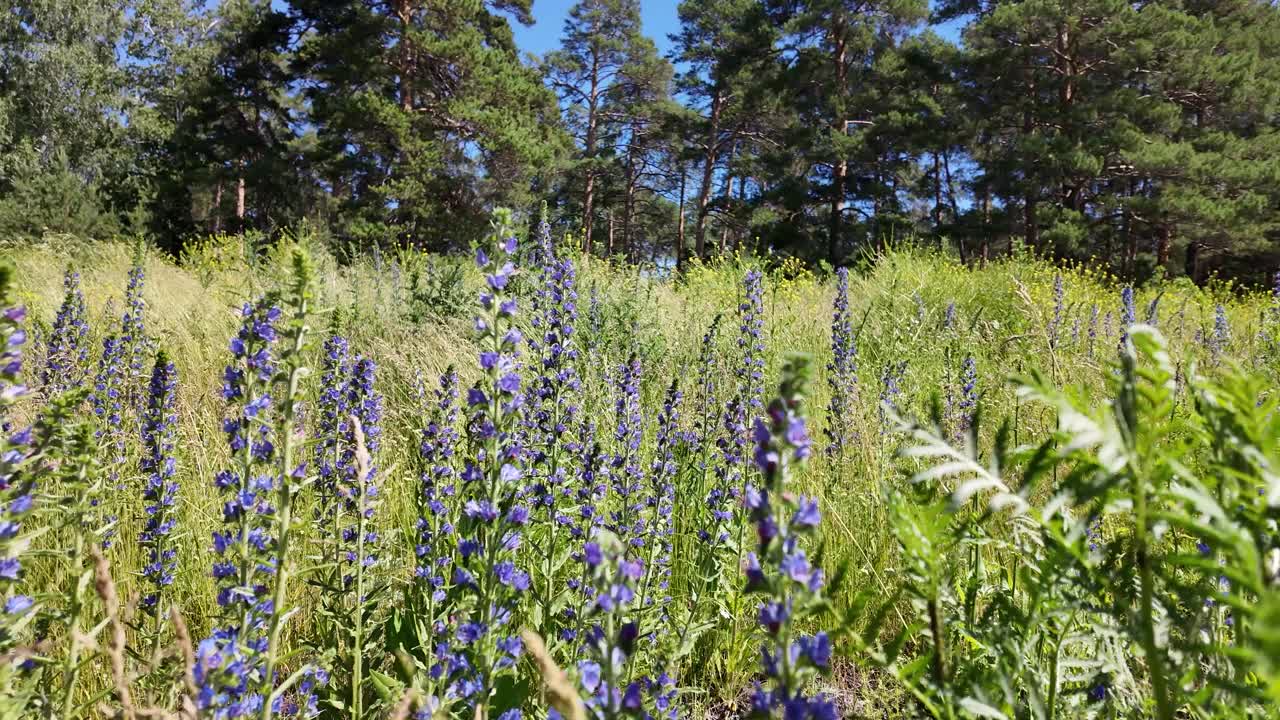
top-left (41, 268), bottom-right (91, 396)
top-left (825, 268), bottom-right (858, 456)
top-left (139, 352), bottom-right (179, 616)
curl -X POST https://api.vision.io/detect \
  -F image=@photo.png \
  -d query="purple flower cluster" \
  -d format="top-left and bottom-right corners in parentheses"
top-left (122, 254), bottom-right (152, 415)
top-left (705, 271), bottom-right (767, 552)
top-left (200, 287), bottom-right (325, 719)
top-left (878, 361), bottom-right (906, 429)
top-left (0, 279), bottom-right (36, 632)
top-left (824, 268), bottom-right (857, 457)
top-left (1210, 304), bottom-right (1230, 358)
top-left (1048, 274), bottom-right (1064, 350)
top-left (139, 351), bottom-right (179, 615)
top-left (739, 270), bottom-right (766, 415)
top-left (313, 333), bottom-right (350, 546)
top-left (526, 221), bottom-right (581, 630)
top-left (561, 418), bottom-right (608, 644)
top-left (745, 355), bottom-right (835, 719)
top-left (91, 335), bottom-right (128, 477)
top-left (337, 355), bottom-right (382, 586)
top-left (211, 301), bottom-right (281, 633)
top-left (193, 638), bottom-right (325, 719)
top-left (42, 268), bottom-right (90, 395)
top-left (444, 219), bottom-right (530, 710)
top-left (1119, 286), bottom-right (1135, 346)
top-left (607, 356), bottom-right (645, 554)
top-left (640, 381), bottom-right (681, 624)
top-left (955, 355), bottom-right (977, 439)
top-left (415, 367), bottom-right (459, 604)
top-left (1086, 305), bottom-right (1099, 358)
top-left (559, 535), bottom-right (677, 720)
top-left (690, 315), bottom-right (722, 452)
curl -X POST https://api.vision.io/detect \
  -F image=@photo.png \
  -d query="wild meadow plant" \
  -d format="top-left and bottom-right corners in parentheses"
top-left (13, 213), bottom-right (1280, 720)
top-left (606, 356), bottom-right (644, 557)
top-left (121, 244), bottom-right (152, 417)
top-left (705, 269), bottom-right (766, 576)
top-left (1210, 304), bottom-right (1230, 360)
top-left (1119, 286), bottom-right (1136, 346)
top-left (406, 364), bottom-right (461, 688)
top-left (139, 351), bottom-right (179, 645)
top-left (851, 324), bottom-right (1280, 719)
top-left (526, 215), bottom-right (581, 638)
top-left (744, 354), bottom-right (835, 719)
top-left (42, 268), bottom-right (89, 396)
top-left (444, 210), bottom-right (532, 718)
top-left (1047, 274), bottom-right (1064, 350)
top-left (197, 250), bottom-right (322, 720)
top-left (1086, 305), bottom-right (1099, 358)
top-left (90, 336), bottom-right (126, 475)
top-left (0, 264), bottom-right (40, 710)
top-left (824, 268), bottom-right (858, 459)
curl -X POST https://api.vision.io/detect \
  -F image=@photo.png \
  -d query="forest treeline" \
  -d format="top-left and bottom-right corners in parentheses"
top-left (3, 0), bottom-right (1280, 283)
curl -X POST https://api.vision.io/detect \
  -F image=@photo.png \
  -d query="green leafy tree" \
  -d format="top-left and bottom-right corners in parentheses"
top-left (292, 0), bottom-right (566, 250)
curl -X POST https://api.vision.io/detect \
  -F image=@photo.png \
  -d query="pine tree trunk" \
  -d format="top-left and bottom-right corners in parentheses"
top-left (932, 151), bottom-right (943, 239)
top-left (583, 53), bottom-right (602, 255)
top-left (395, 0), bottom-right (414, 110)
top-left (694, 88), bottom-right (723, 260)
top-left (212, 179), bottom-right (223, 234)
top-left (236, 174), bottom-right (246, 234)
top-left (828, 20), bottom-right (848, 266)
top-left (1157, 224), bottom-right (1172, 268)
top-left (623, 124), bottom-right (638, 263)
top-left (981, 188), bottom-right (991, 267)
top-left (676, 166), bottom-right (686, 272)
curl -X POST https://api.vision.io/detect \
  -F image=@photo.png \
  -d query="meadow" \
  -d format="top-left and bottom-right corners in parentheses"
top-left (3, 214), bottom-right (1280, 719)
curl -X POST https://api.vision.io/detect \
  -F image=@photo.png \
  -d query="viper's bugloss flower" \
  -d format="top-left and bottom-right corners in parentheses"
top-left (121, 251), bottom-right (153, 417)
top-left (955, 355), bottom-right (977, 438)
top-left (745, 355), bottom-right (836, 719)
top-left (91, 335), bottom-right (128, 481)
top-left (1048, 274), bottom-right (1064, 350)
top-left (313, 334), bottom-right (351, 519)
top-left (194, 631), bottom-right (325, 719)
top-left (1086, 305), bottom-right (1099, 358)
top-left (526, 224), bottom-right (581, 637)
top-left (0, 272), bottom-right (36, 655)
top-left (337, 356), bottom-right (382, 585)
top-left (561, 418), bottom-right (608, 644)
top-left (1120, 286), bottom-right (1136, 346)
top-left (446, 210), bottom-right (529, 710)
top-left (607, 356), bottom-right (644, 553)
top-left (1, 301), bottom-right (26, 409)
top-left (739, 270), bottom-right (765, 415)
top-left (211, 300), bottom-right (281, 629)
top-left (566, 533), bottom-right (678, 720)
top-left (878, 361), bottom-right (906, 429)
top-left (1144, 296), bottom-right (1160, 326)
top-left (89, 334), bottom-right (124, 554)
top-left (640, 381), bottom-right (680, 629)
top-left (689, 314), bottom-right (722, 451)
top-left (1210, 304), bottom-right (1230, 359)
top-left (140, 351), bottom-right (179, 615)
top-left (824, 268), bottom-right (857, 456)
top-left (43, 268), bottom-right (90, 395)
top-left (416, 367), bottom-right (460, 595)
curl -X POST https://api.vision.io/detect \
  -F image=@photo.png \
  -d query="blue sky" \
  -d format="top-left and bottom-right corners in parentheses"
top-left (511, 0), bottom-right (680, 59)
